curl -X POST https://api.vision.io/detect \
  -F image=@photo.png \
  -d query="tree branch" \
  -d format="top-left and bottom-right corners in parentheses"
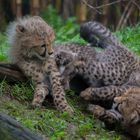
top-left (82, 0), bottom-right (102, 14)
top-left (116, 0), bottom-right (135, 30)
top-left (95, 0), bottom-right (128, 9)
top-left (82, 0), bottom-right (129, 15)
top-left (132, 0), bottom-right (140, 11)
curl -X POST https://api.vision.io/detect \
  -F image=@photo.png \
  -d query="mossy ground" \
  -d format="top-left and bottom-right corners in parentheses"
top-left (0, 24), bottom-right (140, 139)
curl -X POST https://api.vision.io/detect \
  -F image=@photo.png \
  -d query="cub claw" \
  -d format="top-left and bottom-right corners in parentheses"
top-left (65, 106), bottom-right (74, 114)
top-left (57, 105), bottom-right (74, 114)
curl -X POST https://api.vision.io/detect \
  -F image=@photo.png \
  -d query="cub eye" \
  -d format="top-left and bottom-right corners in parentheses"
top-left (41, 44), bottom-right (46, 48)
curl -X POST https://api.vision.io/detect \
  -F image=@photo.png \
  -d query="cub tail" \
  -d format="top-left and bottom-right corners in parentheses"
top-left (80, 21), bottom-right (121, 48)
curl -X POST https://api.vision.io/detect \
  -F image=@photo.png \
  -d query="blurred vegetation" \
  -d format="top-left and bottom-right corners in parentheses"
top-left (1, 5), bottom-right (140, 60)
top-left (40, 5), bottom-right (82, 44)
top-left (0, 0), bottom-right (140, 31)
top-left (0, 5), bottom-right (140, 140)
top-left (0, 33), bottom-right (8, 61)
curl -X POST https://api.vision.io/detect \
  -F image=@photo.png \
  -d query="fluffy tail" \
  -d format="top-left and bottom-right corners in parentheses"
top-left (80, 21), bottom-right (121, 48)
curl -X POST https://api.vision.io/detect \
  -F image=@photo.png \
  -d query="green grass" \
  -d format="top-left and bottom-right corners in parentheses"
top-left (0, 8), bottom-right (140, 139)
top-left (0, 33), bottom-right (8, 61)
top-left (0, 81), bottom-right (121, 140)
top-left (115, 24), bottom-right (140, 55)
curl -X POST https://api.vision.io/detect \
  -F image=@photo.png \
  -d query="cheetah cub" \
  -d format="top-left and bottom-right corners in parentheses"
top-left (88, 88), bottom-right (140, 138)
top-left (62, 21), bottom-right (140, 102)
top-left (7, 16), bottom-right (73, 113)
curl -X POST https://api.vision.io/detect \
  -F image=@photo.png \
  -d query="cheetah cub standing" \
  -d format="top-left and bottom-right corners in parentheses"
top-left (7, 16), bottom-right (73, 113)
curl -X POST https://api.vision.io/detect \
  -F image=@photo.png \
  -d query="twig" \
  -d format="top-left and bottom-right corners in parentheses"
top-left (121, 4), bottom-right (134, 28)
top-left (82, 0), bottom-right (102, 14)
top-left (116, 0), bottom-right (133, 30)
top-left (82, 0), bottom-right (129, 15)
top-left (132, 1), bottom-right (140, 11)
top-left (95, 0), bottom-right (128, 9)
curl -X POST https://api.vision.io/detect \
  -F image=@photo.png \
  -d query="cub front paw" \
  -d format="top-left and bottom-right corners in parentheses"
top-left (31, 103), bottom-right (41, 109)
top-left (31, 100), bottom-right (42, 108)
top-left (80, 88), bottom-right (93, 100)
top-left (88, 104), bottom-right (105, 118)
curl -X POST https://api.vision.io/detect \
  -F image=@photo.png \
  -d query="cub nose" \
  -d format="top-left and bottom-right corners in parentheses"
top-left (48, 51), bottom-right (53, 55)
top-left (48, 45), bottom-right (54, 55)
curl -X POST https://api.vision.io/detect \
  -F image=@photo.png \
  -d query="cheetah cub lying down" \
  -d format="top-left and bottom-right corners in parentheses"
top-left (88, 88), bottom-right (140, 138)
top-left (61, 21), bottom-right (140, 102)
top-left (7, 16), bottom-right (73, 113)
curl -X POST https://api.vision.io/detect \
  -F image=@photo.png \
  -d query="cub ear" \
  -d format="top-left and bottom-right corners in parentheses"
top-left (49, 29), bottom-right (55, 41)
top-left (16, 24), bottom-right (26, 33)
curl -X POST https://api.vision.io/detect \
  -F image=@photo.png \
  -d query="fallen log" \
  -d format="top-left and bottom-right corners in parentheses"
top-left (0, 113), bottom-right (47, 140)
top-left (0, 62), bottom-right (27, 83)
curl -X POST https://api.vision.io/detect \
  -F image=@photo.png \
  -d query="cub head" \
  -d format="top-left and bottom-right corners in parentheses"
top-left (114, 90), bottom-right (140, 125)
top-left (7, 16), bottom-right (55, 62)
top-left (55, 50), bottom-right (77, 66)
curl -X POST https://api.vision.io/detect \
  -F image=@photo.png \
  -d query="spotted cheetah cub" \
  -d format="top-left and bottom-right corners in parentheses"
top-left (7, 16), bottom-right (73, 113)
top-left (62, 21), bottom-right (140, 103)
top-left (88, 88), bottom-right (140, 138)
